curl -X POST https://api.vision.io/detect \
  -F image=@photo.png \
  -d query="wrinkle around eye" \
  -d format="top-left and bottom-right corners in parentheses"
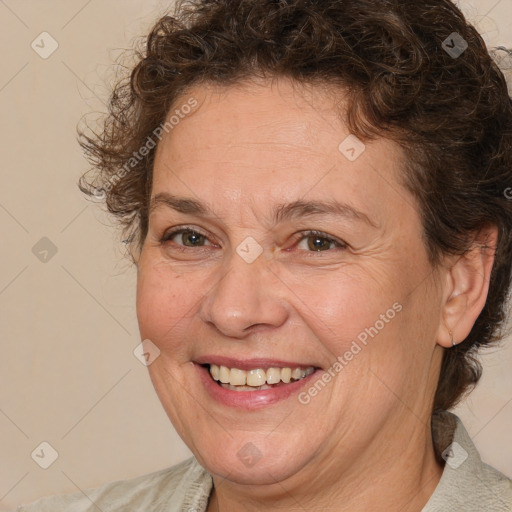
top-left (160, 228), bottom-right (348, 254)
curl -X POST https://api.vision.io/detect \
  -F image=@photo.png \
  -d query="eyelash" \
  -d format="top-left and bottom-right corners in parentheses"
top-left (159, 226), bottom-right (347, 253)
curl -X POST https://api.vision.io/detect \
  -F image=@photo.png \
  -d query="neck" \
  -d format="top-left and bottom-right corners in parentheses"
top-left (206, 417), bottom-right (444, 512)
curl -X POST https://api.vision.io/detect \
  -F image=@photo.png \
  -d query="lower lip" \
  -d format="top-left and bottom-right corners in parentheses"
top-left (196, 364), bottom-right (319, 410)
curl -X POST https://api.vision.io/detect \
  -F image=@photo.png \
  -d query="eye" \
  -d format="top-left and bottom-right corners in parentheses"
top-left (295, 230), bottom-right (347, 252)
top-left (159, 227), bottom-right (346, 253)
top-left (160, 227), bottom-right (214, 248)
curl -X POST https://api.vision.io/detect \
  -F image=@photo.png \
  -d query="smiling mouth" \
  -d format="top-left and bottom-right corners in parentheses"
top-left (205, 364), bottom-right (316, 391)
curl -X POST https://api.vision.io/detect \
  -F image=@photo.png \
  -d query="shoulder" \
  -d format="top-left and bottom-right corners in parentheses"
top-left (425, 411), bottom-right (512, 511)
top-left (16, 457), bottom-right (213, 512)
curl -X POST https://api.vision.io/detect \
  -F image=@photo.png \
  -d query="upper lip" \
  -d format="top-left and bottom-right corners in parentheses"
top-left (194, 356), bottom-right (319, 371)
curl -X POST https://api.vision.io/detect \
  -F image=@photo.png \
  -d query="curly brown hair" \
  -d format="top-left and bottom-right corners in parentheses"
top-left (78, 0), bottom-right (512, 417)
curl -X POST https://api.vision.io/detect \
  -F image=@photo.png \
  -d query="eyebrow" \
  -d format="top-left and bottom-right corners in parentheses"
top-left (149, 192), bottom-right (378, 228)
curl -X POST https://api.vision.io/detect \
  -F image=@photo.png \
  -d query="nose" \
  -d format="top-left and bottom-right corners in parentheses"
top-left (198, 248), bottom-right (289, 338)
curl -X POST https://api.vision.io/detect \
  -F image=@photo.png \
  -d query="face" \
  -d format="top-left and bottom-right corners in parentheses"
top-left (136, 78), bottom-right (445, 490)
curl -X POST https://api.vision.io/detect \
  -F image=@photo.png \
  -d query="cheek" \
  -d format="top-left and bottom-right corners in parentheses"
top-left (284, 265), bottom-right (401, 351)
top-left (136, 260), bottom-right (196, 346)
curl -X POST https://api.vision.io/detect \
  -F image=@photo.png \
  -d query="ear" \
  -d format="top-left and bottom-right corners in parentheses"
top-left (437, 224), bottom-right (498, 348)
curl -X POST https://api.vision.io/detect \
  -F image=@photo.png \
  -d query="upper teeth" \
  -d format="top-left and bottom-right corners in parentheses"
top-left (209, 365), bottom-right (315, 387)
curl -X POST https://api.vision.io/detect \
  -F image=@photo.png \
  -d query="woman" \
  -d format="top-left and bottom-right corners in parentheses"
top-left (18, 0), bottom-right (512, 510)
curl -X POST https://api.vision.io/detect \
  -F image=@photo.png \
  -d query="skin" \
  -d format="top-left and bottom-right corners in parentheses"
top-left (135, 77), bottom-right (496, 511)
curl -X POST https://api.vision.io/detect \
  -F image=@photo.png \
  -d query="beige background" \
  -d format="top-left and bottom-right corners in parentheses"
top-left (0, 0), bottom-right (511, 510)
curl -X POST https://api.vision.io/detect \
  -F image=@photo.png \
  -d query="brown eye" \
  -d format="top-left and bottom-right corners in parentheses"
top-left (180, 231), bottom-right (206, 247)
top-left (296, 231), bottom-right (346, 252)
top-left (306, 235), bottom-right (333, 251)
top-left (161, 229), bottom-right (211, 247)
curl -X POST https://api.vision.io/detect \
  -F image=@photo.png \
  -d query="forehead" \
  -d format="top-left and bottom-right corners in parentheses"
top-left (151, 77), bottom-right (412, 224)
top-left (160, 78), bottom-right (341, 157)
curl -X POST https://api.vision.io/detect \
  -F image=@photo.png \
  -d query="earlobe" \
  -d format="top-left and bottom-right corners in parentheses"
top-left (437, 225), bottom-right (498, 349)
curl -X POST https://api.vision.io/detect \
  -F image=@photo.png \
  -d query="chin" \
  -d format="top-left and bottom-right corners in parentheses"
top-left (192, 433), bottom-right (312, 486)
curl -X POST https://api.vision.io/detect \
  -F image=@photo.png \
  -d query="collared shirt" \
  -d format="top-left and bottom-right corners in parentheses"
top-left (17, 412), bottom-right (512, 511)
